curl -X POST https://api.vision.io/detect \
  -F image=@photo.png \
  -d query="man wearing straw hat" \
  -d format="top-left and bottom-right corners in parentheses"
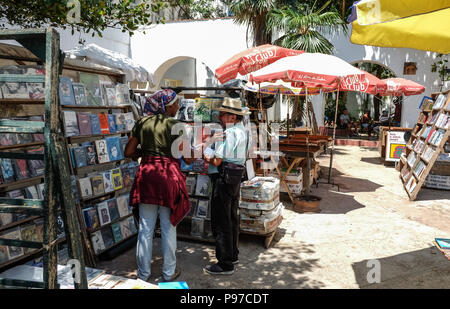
top-left (202, 97), bottom-right (250, 275)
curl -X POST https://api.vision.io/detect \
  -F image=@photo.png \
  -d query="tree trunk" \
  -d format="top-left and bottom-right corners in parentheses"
top-left (342, 0), bottom-right (346, 19)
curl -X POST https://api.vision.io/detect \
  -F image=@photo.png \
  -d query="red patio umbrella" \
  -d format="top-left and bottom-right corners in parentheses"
top-left (215, 44), bottom-right (304, 84)
top-left (380, 78), bottom-right (425, 96)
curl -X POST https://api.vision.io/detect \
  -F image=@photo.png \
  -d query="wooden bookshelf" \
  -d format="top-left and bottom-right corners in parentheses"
top-left (399, 90), bottom-right (450, 200)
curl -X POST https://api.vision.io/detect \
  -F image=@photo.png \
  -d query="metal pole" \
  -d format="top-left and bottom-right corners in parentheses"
top-left (328, 87), bottom-right (340, 184)
top-left (305, 85), bottom-right (310, 197)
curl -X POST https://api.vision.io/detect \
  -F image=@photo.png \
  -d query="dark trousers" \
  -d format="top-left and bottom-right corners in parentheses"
top-left (210, 173), bottom-right (241, 270)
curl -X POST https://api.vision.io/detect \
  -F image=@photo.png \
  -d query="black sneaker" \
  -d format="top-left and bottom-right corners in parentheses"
top-left (204, 263), bottom-right (234, 275)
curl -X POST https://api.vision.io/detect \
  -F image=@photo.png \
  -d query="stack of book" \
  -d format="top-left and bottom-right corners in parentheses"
top-left (239, 177), bottom-right (283, 234)
top-left (74, 162), bottom-right (139, 199)
top-left (62, 110), bottom-right (135, 137)
top-left (0, 65), bottom-right (45, 100)
top-left (69, 136), bottom-right (129, 168)
top-left (59, 75), bottom-right (131, 107)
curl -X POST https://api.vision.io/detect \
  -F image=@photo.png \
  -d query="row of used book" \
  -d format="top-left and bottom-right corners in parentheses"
top-left (0, 66), bottom-right (45, 100)
top-left (0, 147), bottom-right (44, 184)
top-left (60, 75), bottom-right (131, 107)
top-left (73, 162), bottom-right (139, 200)
top-left (419, 112), bottom-right (450, 128)
top-left (62, 110), bottom-right (135, 137)
top-left (82, 194), bottom-right (132, 230)
top-left (69, 136), bottom-right (129, 168)
top-left (90, 216), bottom-right (137, 254)
top-left (0, 118), bottom-right (44, 145)
top-left (175, 98), bottom-right (227, 123)
top-left (185, 173), bottom-right (213, 198)
top-left (0, 214), bottom-right (65, 264)
top-left (418, 126), bottom-right (447, 146)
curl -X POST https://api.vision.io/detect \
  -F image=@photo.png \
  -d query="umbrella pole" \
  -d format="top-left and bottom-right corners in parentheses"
top-left (287, 96), bottom-right (290, 138)
top-left (305, 86), bottom-right (310, 197)
top-left (328, 88), bottom-right (340, 184)
top-left (388, 95), bottom-right (392, 131)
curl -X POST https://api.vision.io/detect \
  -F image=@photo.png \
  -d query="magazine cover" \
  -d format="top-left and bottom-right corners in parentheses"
top-left (72, 82), bottom-right (89, 105)
top-left (194, 98), bottom-right (212, 122)
top-left (102, 170), bottom-right (114, 193)
top-left (77, 177), bottom-right (93, 198)
top-left (27, 82), bottom-right (45, 99)
top-left (196, 199), bottom-right (209, 218)
top-left (115, 83), bottom-right (131, 106)
top-left (1, 82), bottom-right (29, 99)
top-left (107, 198), bottom-right (120, 222)
top-left (105, 136), bottom-right (123, 162)
top-left (91, 175), bottom-right (105, 196)
top-left (59, 77), bottom-right (76, 105)
top-left (100, 226), bottom-right (114, 249)
top-left (111, 222), bottom-right (123, 243)
top-left (95, 139), bottom-right (110, 163)
top-left (111, 168), bottom-right (123, 191)
top-left (91, 230), bottom-right (105, 254)
top-left (195, 174), bottom-right (211, 197)
top-left (116, 195), bottom-right (130, 217)
top-left (62, 111), bottom-right (80, 137)
top-left (77, 112), bottom-right (92, 136)
top-left (119, 220), bottom-right (132, 239)
top-left (79, 72), bottom-right (104, 106)
top-left (90, 114), bottom-right (102, 135)
top-left (97, 201), bottom-right (111, 226)
top-left (103, 83), bottom-right (118, 106)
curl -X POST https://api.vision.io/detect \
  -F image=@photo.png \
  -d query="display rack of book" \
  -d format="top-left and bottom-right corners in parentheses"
top-left (0, 28), bottom-right (90, 289)
top-left (0, 42), bottom-right (66, 273)
top-left (399, 90), bottom-right (450, 200)
top-left (58, 64), bottom-right (140, 265)
top-left (175, 96), bottom-right (225, 243)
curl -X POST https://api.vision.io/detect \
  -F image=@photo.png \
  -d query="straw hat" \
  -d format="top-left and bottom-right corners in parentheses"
top-left (217, 97), bottom-right (250, 116)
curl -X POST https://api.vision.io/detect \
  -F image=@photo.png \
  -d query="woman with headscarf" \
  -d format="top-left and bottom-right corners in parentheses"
top-left (125, 89), bottom-right (193, 282)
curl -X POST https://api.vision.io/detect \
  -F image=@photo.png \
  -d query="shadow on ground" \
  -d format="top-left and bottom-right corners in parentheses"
top-left (351, 246), bottom-right (450, 289)
top-left (97, 232), bottom-right (325, 289)
top-left (316, 167), bottom-right (382, 194)
top-left (414, 187), bottom-right (450, 202)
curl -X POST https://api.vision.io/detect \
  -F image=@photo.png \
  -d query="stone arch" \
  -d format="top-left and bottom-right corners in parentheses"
top-left (152, 56), bottom-right (216, 92)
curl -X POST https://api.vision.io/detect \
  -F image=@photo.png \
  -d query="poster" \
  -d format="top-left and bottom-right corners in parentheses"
top-left (386, 131), bottom-right (407, 162)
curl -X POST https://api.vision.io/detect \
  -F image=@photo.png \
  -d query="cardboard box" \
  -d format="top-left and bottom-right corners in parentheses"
top-left (240, 177), bottom-right (280, 202)
top-left (240, 203), bottom-right (283, 234)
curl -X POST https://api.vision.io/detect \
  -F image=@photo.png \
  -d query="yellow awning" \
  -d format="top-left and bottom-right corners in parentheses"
top-left (350, 0), bottom-right (450, 54)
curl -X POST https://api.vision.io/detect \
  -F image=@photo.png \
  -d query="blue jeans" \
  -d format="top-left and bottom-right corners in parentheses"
top-left (136, 203), bottom-right (177, 281)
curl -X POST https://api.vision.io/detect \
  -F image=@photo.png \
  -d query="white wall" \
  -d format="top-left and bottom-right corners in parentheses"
top-left (131, 18), bottom-right (248, 90)
top-left (160, 58), bottom-right (196, 87)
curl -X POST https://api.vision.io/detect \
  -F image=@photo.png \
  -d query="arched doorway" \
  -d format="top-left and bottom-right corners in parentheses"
top-left (152, 56), bottom-right (217, 93)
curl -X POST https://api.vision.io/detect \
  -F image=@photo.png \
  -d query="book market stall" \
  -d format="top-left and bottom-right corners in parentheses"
top-left (398, 90), bottom-right (450, 200)
top-left (0, 28), bottom-right (163, 289)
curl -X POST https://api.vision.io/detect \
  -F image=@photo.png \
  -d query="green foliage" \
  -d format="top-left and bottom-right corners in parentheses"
top-left (267, 1), bottom-right (347, 54)
top-left (0, 0), bottom-right (167, 37)
top-left (166, 0), bottom-right (229, 19)
top-left (431, 54), bottom-right (449, 91)
top-left (230, 0), bottom-right (276, 46)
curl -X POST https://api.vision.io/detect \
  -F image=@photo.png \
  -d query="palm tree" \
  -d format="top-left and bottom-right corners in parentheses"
top-left (230, 0), bottom-right (276, 46)
top-left (267, 0), bottom-right (347, 54)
